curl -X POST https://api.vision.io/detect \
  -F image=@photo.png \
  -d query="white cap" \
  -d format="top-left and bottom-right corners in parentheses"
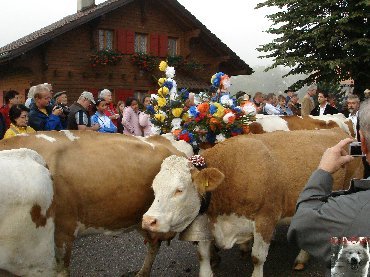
top-left (80, 91), bottom-right (95, 104)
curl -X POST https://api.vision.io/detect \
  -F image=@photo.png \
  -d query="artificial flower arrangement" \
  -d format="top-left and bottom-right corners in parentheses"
top-left (145, 60), bottom-right (190, 134)
top-left (90, 49), bottom-right (123, 67)
top-left (145, 61), bottom-right (257, 146)
top-left (130, 53), bottom-right (159, 72)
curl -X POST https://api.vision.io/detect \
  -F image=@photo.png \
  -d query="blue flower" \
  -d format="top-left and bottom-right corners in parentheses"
top-left (212, 72), bottom-right (225, 87)
top-left (209, 104), bottom-right (217, 115)
top-left (163, 81), bottom-right (173, 90)
top-left (179, 88), bottom-right (189, 100)
top-left (233, 106), bottom-right (242, 114)
top-left (188, 106), bottom-right (199, 118)
top-left (206, 132), bottom-right (216, 144)
top-left (146, 105), bottom-right (155, 114)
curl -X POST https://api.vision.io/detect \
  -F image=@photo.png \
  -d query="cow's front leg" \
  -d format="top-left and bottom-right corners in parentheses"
top-left (198, 240), bottom-right (214, 277)
top-left (251, 218), bottom-right (275, 277)
top-left (136, 240), bottom-right (161, 277)
top-left (293, 249), bottom-right (310, 270)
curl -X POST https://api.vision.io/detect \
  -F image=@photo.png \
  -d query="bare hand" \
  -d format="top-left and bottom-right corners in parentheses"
top-left (52, 107), bottom-right (63, 116)
top-left (318, 138), bottom-right (355, 174)
top-left (92, 124), bottom-right (100, 131)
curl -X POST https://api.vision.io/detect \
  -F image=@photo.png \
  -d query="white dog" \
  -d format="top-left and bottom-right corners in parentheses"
top-left (332, 237), bottom-right (369, 277)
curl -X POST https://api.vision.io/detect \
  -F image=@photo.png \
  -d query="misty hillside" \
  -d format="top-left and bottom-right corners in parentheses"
top-left (230, 65), bottom-right (309, 99)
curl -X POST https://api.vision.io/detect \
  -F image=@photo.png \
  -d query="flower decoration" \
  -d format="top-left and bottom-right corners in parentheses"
top-left (90, 50), bottom-right (123, 67)
top-left (159, 61), bottom-right (168, 71)
top-left (131, 53), bottom-right (159, 72)
top-left (189, 155), bottom-right (206, 168)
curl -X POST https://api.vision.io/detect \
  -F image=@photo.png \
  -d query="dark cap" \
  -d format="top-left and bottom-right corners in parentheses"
top-left (53, 91), bottom-right (67, 99)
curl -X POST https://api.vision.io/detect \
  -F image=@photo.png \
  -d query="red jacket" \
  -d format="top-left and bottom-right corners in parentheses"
top-left (104, 103), bottom-right (118, 127)
top-left (0, 105), bottom-right (10, 129)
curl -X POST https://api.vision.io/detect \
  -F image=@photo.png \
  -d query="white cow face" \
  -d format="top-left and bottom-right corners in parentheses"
top-left (142, 155), bottom-right (224, 233)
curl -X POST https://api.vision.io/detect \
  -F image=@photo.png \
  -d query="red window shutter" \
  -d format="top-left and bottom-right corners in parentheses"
top-left (115, 89), bottom-right (134, 102)
top-left (150, 34), bottom-right (159, 56)
top-left (117, 29), bottom-right (127, 53)
top-left (159, 34), bottom-right (168, 57)
top-left (126, 31), bottom-right (135, 55)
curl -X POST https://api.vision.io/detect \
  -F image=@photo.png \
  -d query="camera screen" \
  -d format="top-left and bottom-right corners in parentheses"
top-left (349, 142), bottom-right (363, 156)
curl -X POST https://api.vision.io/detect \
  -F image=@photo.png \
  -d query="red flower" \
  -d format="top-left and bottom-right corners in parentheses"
top-left (179, 132), bottom-right (190, 142)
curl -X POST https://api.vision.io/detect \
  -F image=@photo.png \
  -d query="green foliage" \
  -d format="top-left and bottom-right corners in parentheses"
top-left (90, 50), bottom-right (123, 67)
top-left (257, 0), bottom-right (370, 95)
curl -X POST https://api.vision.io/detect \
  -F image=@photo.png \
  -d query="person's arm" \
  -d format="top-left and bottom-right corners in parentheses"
top-left (287, 138), bottom-right (355, 264)
top-left (122, 108), bottom-right (135, 134)
top-left (139, 112), bottom-right (149, 128)
top-left (75, 111), bottom-right (99, 131)
top-left (101, 119), bottom-right (117, 133)
top-left (265, 104), bottom-right (281, 115)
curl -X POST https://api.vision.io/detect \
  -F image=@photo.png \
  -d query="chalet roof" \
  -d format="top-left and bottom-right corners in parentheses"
top-left (0, 0), bottom-right (252, 74)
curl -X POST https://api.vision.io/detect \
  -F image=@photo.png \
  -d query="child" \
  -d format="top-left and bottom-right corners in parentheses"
top-left (91, 98), bottom-right (117, 133)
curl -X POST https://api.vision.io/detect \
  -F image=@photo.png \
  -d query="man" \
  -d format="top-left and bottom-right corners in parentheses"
top-left (284, 88), bottom-right (294, 106)
top-left (28, 84), bottom-right (63, 131)
top-left (346, 94), bottom-right (360, 139)
top-left (0, 90), bottom-right (20, 130)
top-left (251, 92), bottom-right (265, 114)
top-left (310, 91), bottom-right (339, 116)
top-left (288, 98), bottom-right (370, 270)
top-left (364, 89), bottom-right (370, 99)
top-left (301, 85), bottom-right (317, 116)
top-left (67, 91), bottom-right (99, 131)
top-left (288, 93), bottom-right (301, 116)
top-left (263, 93), bottom-right (281, 115)
top-left (53, 91), bottom-right (69, 129)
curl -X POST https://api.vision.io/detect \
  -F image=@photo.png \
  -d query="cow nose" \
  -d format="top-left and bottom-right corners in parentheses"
top-left (142, 215), bottom-right (158, 231)
top-left (351, 257), bottom-right (358, 265)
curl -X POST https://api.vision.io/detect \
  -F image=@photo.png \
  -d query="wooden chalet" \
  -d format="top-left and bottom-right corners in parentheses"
top-left (0, 0), bottom-right (252, 105)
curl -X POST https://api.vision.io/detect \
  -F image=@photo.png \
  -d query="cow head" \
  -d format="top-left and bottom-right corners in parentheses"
top-left (142, 155), bottom-right (224, 233)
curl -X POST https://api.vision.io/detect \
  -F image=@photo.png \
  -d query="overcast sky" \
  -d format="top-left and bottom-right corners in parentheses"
top-left (0, 0), bottom-right (277, 67)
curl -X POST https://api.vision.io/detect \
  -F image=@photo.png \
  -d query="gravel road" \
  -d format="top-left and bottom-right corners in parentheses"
top-left (70, 224), bottom-right (326, 277)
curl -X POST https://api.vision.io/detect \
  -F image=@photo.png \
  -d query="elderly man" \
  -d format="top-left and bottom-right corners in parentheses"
top-left (67, 91), bottom-right (99, 131)
top-left (28, 84), bottom-right (63, 131)
top-left (346, 94), bottom-right (360, 139)
top-left (288, 93), bottom-right (301, 116)
top-left (53, 91), bottom-right (69, 129)
top-left (301, 85), bottom-right (317, 116)
top-left (288, 98), bottom-right (370, 272)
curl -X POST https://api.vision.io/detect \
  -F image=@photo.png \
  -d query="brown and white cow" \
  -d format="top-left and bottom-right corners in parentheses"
top-left (249, 114), bottom-right (354, 137)
top-left (142, 128), bottom-right (362, 277)
top-left (0, 130), bottom-right (193, 276)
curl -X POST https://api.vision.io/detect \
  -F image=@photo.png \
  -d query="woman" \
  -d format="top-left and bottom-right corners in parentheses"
top-left (122, 97), bottom-right (142, 136)
top-left (99, 89), bottom-right (119, 127)
top-left (139, 95), bottom-right (153, 137)
top-left (116, 100), bottom-right (125, 134)
top-left (3, 104), bottom-right (36, 139)
top-left (90, 98), bottom-right (117, 133)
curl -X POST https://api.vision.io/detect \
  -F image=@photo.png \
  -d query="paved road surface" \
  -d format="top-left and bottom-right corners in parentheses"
top-left (70, 224), bottom-right (326, 277)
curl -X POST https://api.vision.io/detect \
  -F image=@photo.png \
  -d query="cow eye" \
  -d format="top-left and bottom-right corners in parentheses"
top-left (174, 189), bottom-right (183, 196)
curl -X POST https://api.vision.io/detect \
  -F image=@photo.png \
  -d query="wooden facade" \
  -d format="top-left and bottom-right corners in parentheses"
top-left (0, 0), bottom-right (252, 106)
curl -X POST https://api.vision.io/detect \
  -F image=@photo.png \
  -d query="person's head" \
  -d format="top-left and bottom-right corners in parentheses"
top-left (364, 89), bottom-right (370, 99)
top-left (307, 84), bottom-right (317, 97)
top-left (95, 98), bottom-right (107, 113)
top-left (285, 89), bottom-right (294, 97)
top-left (142, 95), bottom-right (151, 107)
top-left (34, 84), bottom-right (52, 109)
top-left (327, 94), bottom-right (336, 107)
top-left (43, 83), bottom-right (53, 96)
top-left (53, 91), bottom-right (68, 105)
top-left (265, 93), bottom-right (276, 104)
top-left (99, 89), bottom-right (112, 103)
top-left (347, 94), bottom-right (360, 115)
top-left (4, 90), bottom-right (20, 106)
top-left (317, 91), bottom-right (329, 105)
top-left (254, 92), bottom-right (264, 103)
top-left (9, 104), bottom-right (30, 127)
top-left (359, 99), bottom-right (370, 162)
top-left (78, 91), bottom-right (96, 110)
top-left (291, 93), bottom-right (299, 104)
top-left (125, 97), bottom-right (139, 112)
top-left (117, 100), bottom-right (125, 115)
top-left (278, 94), bottom-right (286, 106)
top-left (27, 86), bottom-right (36, 99)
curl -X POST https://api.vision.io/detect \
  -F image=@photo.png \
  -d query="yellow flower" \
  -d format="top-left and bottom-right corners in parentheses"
top-left (158, 78), bottom-right (166, 87)
top-left (158, 87), bottom-right (169, 97)
top-left (157, 97), bottom-right (167, 107)
top-left (211, 74), bottom-right (216, 85)
top-left (182, 113), bottom-right (189, 121)
top-left (154, 113), bottom-right (166, 122)
top-left (172, 108), bottom-right (183, 118)
top-left (159, 61), bottom-right (168, 71)
top-left (213, 103), bottom-right (225, 118)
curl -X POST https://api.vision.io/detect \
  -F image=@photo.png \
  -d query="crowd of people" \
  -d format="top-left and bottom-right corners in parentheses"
top-left (0, 84), bottom-right (368, 141)
top-left (0, 84), bottom-right (154, 140)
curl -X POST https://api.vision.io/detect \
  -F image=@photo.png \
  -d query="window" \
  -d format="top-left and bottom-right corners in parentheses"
top-left (98, 29), bottom-right (113, 50)
top-left (135, 33), bottom-right (148, 53)
top-left (168, 37), bottom-right (178, 56)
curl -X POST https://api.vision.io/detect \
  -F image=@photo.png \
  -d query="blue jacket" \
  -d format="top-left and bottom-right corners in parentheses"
top-left (91, 112), bottom-right (117, 133)
top-left (28, 104), bottom-right (63, 131)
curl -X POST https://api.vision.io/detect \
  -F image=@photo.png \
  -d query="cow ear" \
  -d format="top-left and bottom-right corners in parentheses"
top-left (193, 168), bottom-right (225, 195)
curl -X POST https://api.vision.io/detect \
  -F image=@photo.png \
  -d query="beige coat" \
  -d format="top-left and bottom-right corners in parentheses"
top-left (301, 95), bottom-right (315, 116)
